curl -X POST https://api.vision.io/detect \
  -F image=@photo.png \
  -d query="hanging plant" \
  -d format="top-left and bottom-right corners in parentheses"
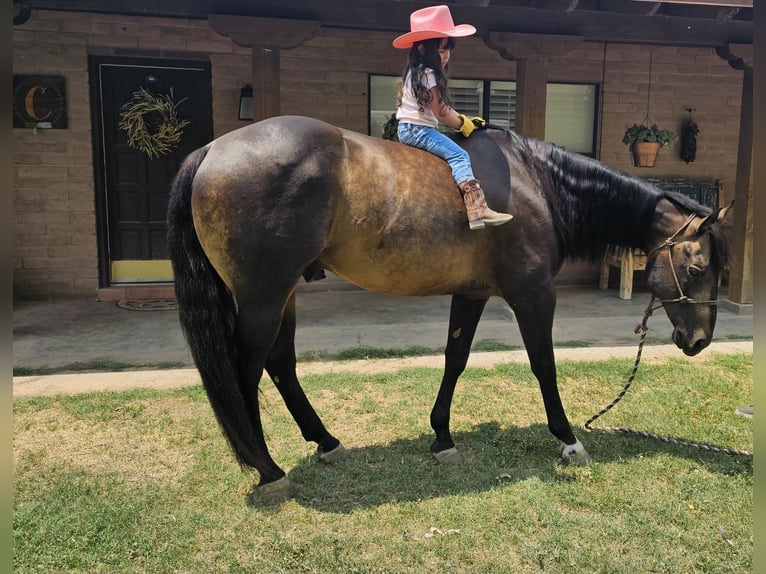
top-left (118, 87), bottom-right (190, 158)
top-left (619, 51), bottom-right (675, 168)
top-left (680, 111), bottom-right (699, 164)
top-left (622, 123), bottom-right (674, 167)
top-left (621, 123), bottom-right (674, 148)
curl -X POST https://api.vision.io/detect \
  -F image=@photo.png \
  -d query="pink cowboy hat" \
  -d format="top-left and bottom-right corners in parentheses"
top-left (392, 5), bottom-right (477, 49)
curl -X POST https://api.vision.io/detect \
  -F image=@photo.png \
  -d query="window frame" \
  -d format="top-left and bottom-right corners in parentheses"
top-left (368, 74), bottom-right (600, 157)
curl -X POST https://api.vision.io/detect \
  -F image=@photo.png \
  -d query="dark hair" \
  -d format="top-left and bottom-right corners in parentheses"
top-left (397, 37), bottom-right (455, 115)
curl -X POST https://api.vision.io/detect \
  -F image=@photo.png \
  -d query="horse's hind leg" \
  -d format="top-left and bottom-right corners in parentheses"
top-left (430, 294), bottom-right (488, 464)
top-left (265, 294), bottom-right (346, 462)
top-left (235, 300), bottom-right (295, 501)
top-left (507, 285), bottom-right (591, 465)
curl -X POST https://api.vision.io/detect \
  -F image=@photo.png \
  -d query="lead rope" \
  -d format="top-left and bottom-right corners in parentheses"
top-left (583, 294), bottom-right (753, 458)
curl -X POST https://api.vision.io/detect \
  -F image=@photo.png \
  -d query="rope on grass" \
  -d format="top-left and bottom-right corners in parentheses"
top-left (584, 296), bottom-right (752, 458)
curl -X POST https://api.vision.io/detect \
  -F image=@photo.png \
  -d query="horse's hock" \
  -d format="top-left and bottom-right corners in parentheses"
top-left (599, 178), bottom-right (722, 300)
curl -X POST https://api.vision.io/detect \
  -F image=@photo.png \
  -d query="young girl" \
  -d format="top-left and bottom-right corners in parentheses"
top-left (393, 5), bottom-right (513, 230)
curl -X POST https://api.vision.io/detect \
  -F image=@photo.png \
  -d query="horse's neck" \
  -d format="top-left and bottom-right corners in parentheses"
top-left (643, 198), bottom-right (692, 254)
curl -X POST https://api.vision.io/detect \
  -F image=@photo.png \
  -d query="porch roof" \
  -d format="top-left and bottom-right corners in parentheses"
top-left (18, 0), bottom-right (753, 46)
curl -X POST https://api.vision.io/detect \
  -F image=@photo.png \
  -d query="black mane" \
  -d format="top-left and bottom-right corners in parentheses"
top-left (542, 143), bottom-right (663, 261)
top-left (521, 137), bottom-right (728, 270)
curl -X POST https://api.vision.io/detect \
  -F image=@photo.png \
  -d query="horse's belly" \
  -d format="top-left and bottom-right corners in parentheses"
top-left (321, 241), bottom-right (496, 298)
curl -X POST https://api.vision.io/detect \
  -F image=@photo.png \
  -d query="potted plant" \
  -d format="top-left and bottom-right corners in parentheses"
top-left (621, 123), bottom-right (674, 167)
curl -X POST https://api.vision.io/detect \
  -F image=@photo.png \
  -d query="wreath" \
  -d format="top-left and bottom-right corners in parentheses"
top-left (118, 87), bottom-right (190, 158)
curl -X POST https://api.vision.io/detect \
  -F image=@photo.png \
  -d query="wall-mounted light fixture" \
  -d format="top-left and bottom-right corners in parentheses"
top-left (238, 84), bottom-right (253, 121)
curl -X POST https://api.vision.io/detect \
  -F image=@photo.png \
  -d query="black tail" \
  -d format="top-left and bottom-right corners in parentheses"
top-left (166, 146), bottom-right (260, 469)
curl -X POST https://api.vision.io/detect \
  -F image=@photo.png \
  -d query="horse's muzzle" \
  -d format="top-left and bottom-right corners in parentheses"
top-left (673, 327), bottom-right (711, 356)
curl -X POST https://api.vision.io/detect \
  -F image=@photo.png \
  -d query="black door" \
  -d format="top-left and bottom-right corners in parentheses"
top-left (90, 57), bottom-right (212, 284)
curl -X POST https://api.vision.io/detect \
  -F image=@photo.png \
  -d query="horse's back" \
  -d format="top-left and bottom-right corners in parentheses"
top-left (189, 115), bottom-right (553, 298)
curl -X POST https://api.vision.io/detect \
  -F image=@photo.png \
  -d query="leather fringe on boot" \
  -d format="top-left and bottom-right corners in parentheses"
top-left (458, 179), bottom-right (513, 230)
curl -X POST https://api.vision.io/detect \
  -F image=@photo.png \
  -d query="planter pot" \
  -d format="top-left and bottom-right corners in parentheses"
top-left (630, 142), bottom-right (661, 167)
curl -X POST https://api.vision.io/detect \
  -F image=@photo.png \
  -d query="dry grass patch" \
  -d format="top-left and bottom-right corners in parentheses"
top-left (14, 396), bottom-right (210, 486)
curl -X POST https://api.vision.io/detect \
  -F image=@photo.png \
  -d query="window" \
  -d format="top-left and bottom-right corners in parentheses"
top-left (369, 75), bottom-right (399, 140)
top-left (545, 83), bottom-right (598, 155)
top-left (369, 75), bottom-right (598, 156)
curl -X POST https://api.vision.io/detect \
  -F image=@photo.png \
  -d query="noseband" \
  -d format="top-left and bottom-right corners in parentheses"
top-left (644, 213), bottom-right (719, 310)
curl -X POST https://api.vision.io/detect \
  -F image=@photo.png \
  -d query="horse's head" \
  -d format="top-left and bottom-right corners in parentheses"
top-left (645, 200), bottom-right (733, 356)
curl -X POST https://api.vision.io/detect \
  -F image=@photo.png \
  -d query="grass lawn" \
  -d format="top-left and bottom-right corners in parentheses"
top-left (14, 353), bottom-right (752, 573)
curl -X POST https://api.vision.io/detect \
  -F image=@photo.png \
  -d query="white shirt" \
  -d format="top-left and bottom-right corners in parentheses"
top-left (396, 68), bottom-right (438, 128)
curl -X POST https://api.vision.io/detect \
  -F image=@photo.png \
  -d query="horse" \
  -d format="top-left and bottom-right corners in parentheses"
top-left (167, 115), bottom-right (731, 502)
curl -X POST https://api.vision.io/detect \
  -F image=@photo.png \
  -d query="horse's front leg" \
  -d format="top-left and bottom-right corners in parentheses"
top-left (430, 294), bottom-right (488, 464)
top-left (265, 295), bottom-right (346, 463)
top-left (508, 286), bottom-right (591, 465)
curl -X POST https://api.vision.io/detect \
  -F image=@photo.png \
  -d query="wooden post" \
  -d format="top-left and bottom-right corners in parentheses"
top-left (252, 46), bottom-right (281, 121)
top-left (209, 15), bottom-right (319, 122)
top-left (483, 32), bottom-right (583, 140)
top-left (726, 66), bottom-right (753, 305)
top-left (515, 58), bottom-right (546, 139)
top-left (715, 44), bottom-right (753, 308)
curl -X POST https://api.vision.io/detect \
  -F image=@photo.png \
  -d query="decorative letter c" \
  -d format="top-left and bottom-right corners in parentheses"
top-left (25, 86), bottom-right (53, 121)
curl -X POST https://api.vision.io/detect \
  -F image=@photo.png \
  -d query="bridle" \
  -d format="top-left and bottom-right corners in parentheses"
top-left (644, 212), bottom-right (719, 310)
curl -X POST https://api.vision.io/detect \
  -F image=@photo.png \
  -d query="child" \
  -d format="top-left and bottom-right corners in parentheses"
top-left (393, 4), bottom-right (513, 230)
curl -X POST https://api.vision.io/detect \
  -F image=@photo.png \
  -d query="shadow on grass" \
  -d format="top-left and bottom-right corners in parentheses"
top-left (245, 421), bottom-right (752, 512)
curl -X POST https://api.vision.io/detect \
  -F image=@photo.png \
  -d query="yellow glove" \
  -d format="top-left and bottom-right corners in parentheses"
top-left (456, 114), bottom-right (487, 137)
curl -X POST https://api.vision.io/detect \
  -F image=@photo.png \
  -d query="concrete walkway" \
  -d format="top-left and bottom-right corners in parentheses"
top-left (13, 284), bottom-right (753, 397)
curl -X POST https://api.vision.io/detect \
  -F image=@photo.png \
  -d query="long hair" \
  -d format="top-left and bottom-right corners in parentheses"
top-left (167, 146), bottom-right (263, 470)
top-left (542, 142), bottom-right (727, 269)
top-left (397, 37), bottom-right (455, 115)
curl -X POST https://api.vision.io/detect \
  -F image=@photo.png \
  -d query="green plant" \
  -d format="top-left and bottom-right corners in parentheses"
top-left (621, 123), bottom-right (674, 148)
top-left (381, 113), bottom-right (399, 141)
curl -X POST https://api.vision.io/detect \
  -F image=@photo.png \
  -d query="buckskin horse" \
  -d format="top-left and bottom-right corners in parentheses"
top-left (167, 115), bottom-right (730, 502)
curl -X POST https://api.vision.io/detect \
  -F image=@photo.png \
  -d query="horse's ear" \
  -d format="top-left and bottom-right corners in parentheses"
top-left (688, 200), bottom-right (734, 235)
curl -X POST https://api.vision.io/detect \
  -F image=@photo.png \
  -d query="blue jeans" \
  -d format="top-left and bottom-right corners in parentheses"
top-left (397, 122), bottom-right (474, 185)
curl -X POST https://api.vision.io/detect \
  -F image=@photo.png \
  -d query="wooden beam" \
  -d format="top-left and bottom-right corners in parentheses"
top-left (208, 14), bottom-right (319, 49)
top-left (724, 66), bottom-right (753, 305)
top-left (716, 8), bottom-right (742, 21)
top-left (716, 43), bottom-right (753, 69)
top-left (209, 14), bottom-right (319, 122)
top-left (630, 0), bottom-right (751, 6)
top-left (483, 32), bottom-right (581, 142)
top-left (515, 58), bottom-right (547, 140)
top-left (251, 46), bottom-right (281, 121)
top-left (484, 32), bottom-right (584, 60)
top-left (714, 43), bottom-right (752, 306)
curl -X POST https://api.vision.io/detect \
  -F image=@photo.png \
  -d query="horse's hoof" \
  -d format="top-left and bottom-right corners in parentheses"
top-left (318, 443), bottom-right (348, 464)
top-left (433, 447), bottom-right (464, 465)
top-left (560, 439), bottom-right (592, 465)
top-left (258, 476), bottom-right (293, 503)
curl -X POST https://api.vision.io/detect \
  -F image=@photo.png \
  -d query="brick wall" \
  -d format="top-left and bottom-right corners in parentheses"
top-left (12, 10), bottom-right (244, 299)
top-left (13, 9), bottom-right (744, 299)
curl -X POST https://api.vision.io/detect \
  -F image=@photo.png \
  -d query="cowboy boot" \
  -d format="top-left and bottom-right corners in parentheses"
top-left (459, 179), bottom-right (513, 230)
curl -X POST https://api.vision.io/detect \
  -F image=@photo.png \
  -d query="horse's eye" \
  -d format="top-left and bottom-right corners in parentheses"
top-left (689, 265), bottom-right (702, 277)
